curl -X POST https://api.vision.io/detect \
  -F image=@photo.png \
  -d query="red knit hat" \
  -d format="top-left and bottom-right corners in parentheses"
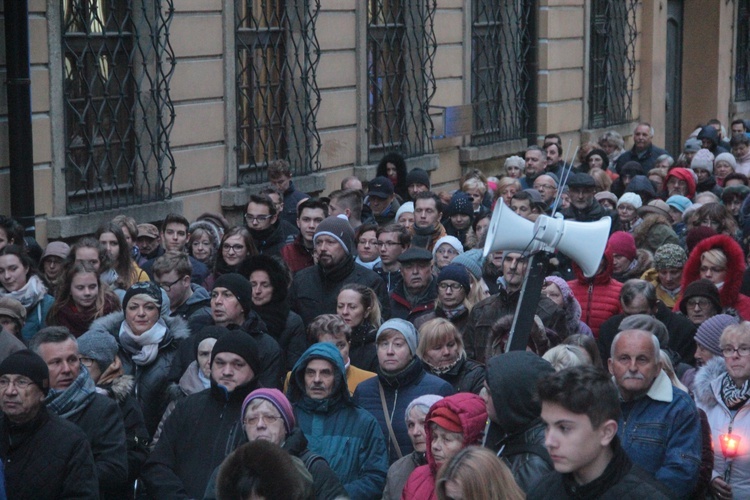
top-left (607, 231), bottom-right (636, 261)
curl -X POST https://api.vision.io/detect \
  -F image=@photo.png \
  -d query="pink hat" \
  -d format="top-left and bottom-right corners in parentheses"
top-left (607, 231), bottom-right (636, 261)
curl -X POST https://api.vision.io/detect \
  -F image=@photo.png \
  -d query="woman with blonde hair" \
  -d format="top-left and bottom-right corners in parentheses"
top-left (436, 446), bottom-right (524, 500)
top-left (495, 176), bottom-right (522, 207)
top-left (337, 283), bottom-right (382, 371)
top-left (416, 318), bottom-right (485, 394)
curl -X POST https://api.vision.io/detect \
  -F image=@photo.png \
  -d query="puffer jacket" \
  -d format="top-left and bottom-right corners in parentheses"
top-left (141, 379), bottom-right (257, 499)
top-left (567, 247), bottom-right (622, 337)
top-left (680, 234), bottom-right (750, 320)
top-left (88, 311), bottom-right (191, 436)
top-left (695, 357), bottom-right (750, 498)
top-left (289, 343), bottom-right (388, 500)
top-left (484, 352), bottom-right (555, 493)
top-left (401, 393), bottom-right (487, 500)
top-left (353, 356), bottom-right (454, 464)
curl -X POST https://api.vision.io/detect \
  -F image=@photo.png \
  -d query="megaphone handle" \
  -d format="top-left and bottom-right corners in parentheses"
top-left (506, 252), bottom-right (550, 353)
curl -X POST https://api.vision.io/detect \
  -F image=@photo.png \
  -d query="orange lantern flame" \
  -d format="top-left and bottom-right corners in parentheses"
top-left (720, 433), bottom-right (741, 459)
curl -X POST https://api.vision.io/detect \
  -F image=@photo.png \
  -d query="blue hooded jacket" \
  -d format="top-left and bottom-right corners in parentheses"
top-left (288, 343), bottom-right (388, 500)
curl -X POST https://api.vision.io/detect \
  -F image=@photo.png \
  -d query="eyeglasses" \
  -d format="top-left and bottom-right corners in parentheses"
top-left (534, 184), bottom-right (556, 191)
top-left (686, 298), bottom-right (712, 308)
top-left (722, 346), bottom-right (750, 357)
top-left (244, 214), bottom-right (273, 223)
top-left (244, 415), bottom-right (282, 426)
top-left (157, 276), bottom-right (184, 291)
top-left (79, 357), bottom-right (95, 367)
top-left (222, 244), bottom-right (246, 253)
top-left (438, 282), bottom-right (464, 292)
top-left (358, 239), bottom-right (378, 247)
top-left (0, 377), bottom-right (33, 390)
top-left (377, 241), bottom-right (400, 248)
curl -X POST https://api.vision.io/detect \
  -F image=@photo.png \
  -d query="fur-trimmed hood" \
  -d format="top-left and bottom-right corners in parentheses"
top-left (693, 357), bottom-right (727, 408)
top-left (88, 310), bottom-right (192, 346)
top-left (105, 374), bottom-right (135, 403)
top-left (613, 248), bottom-right (654, 283)
top-left (681, 234), bottom-right (746, 308)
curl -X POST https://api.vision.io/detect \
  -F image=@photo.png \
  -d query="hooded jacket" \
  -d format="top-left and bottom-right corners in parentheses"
top-left (289, 343), bottom-right (388, 500)
top-left (567, 248), bottom-right (623, 338)
top-left (141, 377), bottom-right (258, 499)
top-left (612, 248), bottom-right (653, 283)
top-left (484, 351), bottom-right (555, 493)
top-left (680, 234), bottom-right (750, 320)
top-left (697, 125), bottom-right (729, 155)
top-left (401, 393), bottom-right (488, 500)
top-left (88, 311), bottom-right (191, 436)
top-left (353, 356), bottom-right (454, 464)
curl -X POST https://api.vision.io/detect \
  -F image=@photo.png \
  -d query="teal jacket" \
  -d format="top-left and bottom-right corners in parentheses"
top-left (22, 294), bottom-right (54, 342)
top-left (288, 343), bottom-right (388, 500)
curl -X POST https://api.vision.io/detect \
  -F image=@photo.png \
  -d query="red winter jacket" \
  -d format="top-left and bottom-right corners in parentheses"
top-left (280, 236), bottom-right (314, 274)
top-left (567, 247), bottom-right (622, 338)
top-left (401, 393), bottom-right (487, 500)
top-left (678, 234), bottom-right (750, 320)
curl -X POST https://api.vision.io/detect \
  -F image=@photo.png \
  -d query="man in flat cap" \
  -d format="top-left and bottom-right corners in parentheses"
top-left (389, 247), bottom-right (437, 324)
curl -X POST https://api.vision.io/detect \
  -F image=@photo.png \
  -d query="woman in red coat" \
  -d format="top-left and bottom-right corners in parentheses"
top-left (401, 393), bottom-right (487, 500)
top-left (567, 247), bottom-right (623, 338)
top-left (679, 234), bottom-right (750, 319)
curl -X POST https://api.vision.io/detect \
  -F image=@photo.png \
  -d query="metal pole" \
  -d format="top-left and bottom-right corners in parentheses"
top-left (524, 0), bottom-right (538, 147)
top-left (4, 0), bottom-right (36, 237)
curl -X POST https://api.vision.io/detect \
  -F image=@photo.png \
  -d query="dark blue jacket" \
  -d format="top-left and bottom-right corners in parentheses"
top-left (353, 356), bottom-right (453, 464)
top-left (289, 343), bottom-right (388, 500)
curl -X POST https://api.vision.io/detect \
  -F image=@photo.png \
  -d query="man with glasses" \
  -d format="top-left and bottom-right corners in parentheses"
top-left (153, 251), bottom-right (211, 323)
top-left (30, 327), bottom-right (128, 498)
top-left (389, 248), bottom-right (438, 324)
top-left (373, 223), bottom-right (410, 293)
top-left (245, 193), bottom-right (297, 257)
top-left (143, 333), bottom-right (262, 499)
top-left (608, 329), bottom-right (701, 497)
top-left (533, 173), bottom-right (559, 209)
top-left (561, 173), bottom-right (617, 225)
top-left (141, 213), bottom-right (210, 285)
top-left (0, 350), bottom-right (99, 498)
top-left (281, 198), bottom-right (328, 274)
top-left (678, 279), bottom-right (723, 326)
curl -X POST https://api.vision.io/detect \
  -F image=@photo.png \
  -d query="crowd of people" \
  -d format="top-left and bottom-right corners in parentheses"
top-left (1, 120), bottom-right (750, 499)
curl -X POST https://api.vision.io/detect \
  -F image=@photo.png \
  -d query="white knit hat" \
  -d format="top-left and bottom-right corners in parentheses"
top-left (617, 192), bottom-right (642, 210)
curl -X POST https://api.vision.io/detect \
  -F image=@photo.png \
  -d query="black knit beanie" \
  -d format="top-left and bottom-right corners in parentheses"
top-left (123, 281), bottom-right (163, 310)
top-left (214, 273), bottom-right (254, 314)
top-left (0, 350), bottom-right (50, 395)
top-left (211, 333), bottom-right (260, 375)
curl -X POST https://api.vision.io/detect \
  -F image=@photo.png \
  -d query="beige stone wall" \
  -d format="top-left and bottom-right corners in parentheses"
top-left (0, 0), bottom-right (746, 244)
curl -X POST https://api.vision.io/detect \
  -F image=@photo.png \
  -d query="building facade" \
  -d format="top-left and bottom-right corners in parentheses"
top-left (0, 0), bottom-right (747, 242)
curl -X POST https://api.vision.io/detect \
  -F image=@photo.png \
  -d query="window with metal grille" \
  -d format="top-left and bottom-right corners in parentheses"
top-left (470, 0), bottom-right (534, 146)
top-left (62, 0), bottom-right (176, 215)
top-left (588, 0), bottom-right (638, 128)
top-left (736, 0), bottom-right (750, 101)
top-left (367, 0), bottom-right (436, 161)
top-left (235, 0), bottom-right (321, 185)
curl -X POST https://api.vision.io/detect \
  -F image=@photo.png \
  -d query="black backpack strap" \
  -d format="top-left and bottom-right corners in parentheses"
top-left (300, 449), bottom-right (325, 470)
top-left (500, 442), bottom-right (554, 468)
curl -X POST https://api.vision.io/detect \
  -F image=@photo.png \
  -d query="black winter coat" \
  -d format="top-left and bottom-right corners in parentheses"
top-left (88, 312), bottom-right (192, 436)
top-left (0, 409), bottom-right (99, 500)
top-left (290, 256), bottom-right (391, 325)
top-left (140, 381), bottom-right (256, 499)
top-left (64, 392), bottom-right (128, 499)
top-left (422, 356), bottom-right (485, 394)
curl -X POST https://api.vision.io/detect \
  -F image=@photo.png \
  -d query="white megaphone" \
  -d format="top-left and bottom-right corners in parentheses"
top-left (484, 202), bottom-right (611, 278)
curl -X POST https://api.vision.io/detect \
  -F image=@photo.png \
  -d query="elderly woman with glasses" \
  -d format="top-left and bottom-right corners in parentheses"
top-left (695, 321), bottom-right (750, 499)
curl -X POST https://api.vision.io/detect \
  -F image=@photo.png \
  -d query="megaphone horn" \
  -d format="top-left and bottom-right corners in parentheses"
top-left (482, 201), bottom-right (543, 258)
top-left (533, 215), bottom-right (612, 277)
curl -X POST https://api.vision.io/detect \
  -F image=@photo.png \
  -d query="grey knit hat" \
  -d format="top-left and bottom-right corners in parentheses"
top-left (77, 330), bottom-right (119, 371)
top-left (695, 314), bottom-right (739, 356)
top-left (377, 318), bottom-right (418, 355)
top-left (314, 215), bottom-right (354, 254)
top-left (451, 250), bottom-right (483, 280)
top-left (691, 149), bottom-right (715, 173)
top-left (404, 394), bottom-right (444, 423)
top-left (653, 244), bottom-right (687, 270)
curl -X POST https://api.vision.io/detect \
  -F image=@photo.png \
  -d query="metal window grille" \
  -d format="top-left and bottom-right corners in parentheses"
top-left (588, 0), bottom-right (638, 128)
top-left (736, 0), bottom-right (750, 101)
top-left (235, 0), bottom-right (322, 185)
top-left (470, 0), bottom-right (534, 146)
top-left (367, 0), bottom-right (436, 161)
top-left (62, 0), bottom-right (176, 215)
